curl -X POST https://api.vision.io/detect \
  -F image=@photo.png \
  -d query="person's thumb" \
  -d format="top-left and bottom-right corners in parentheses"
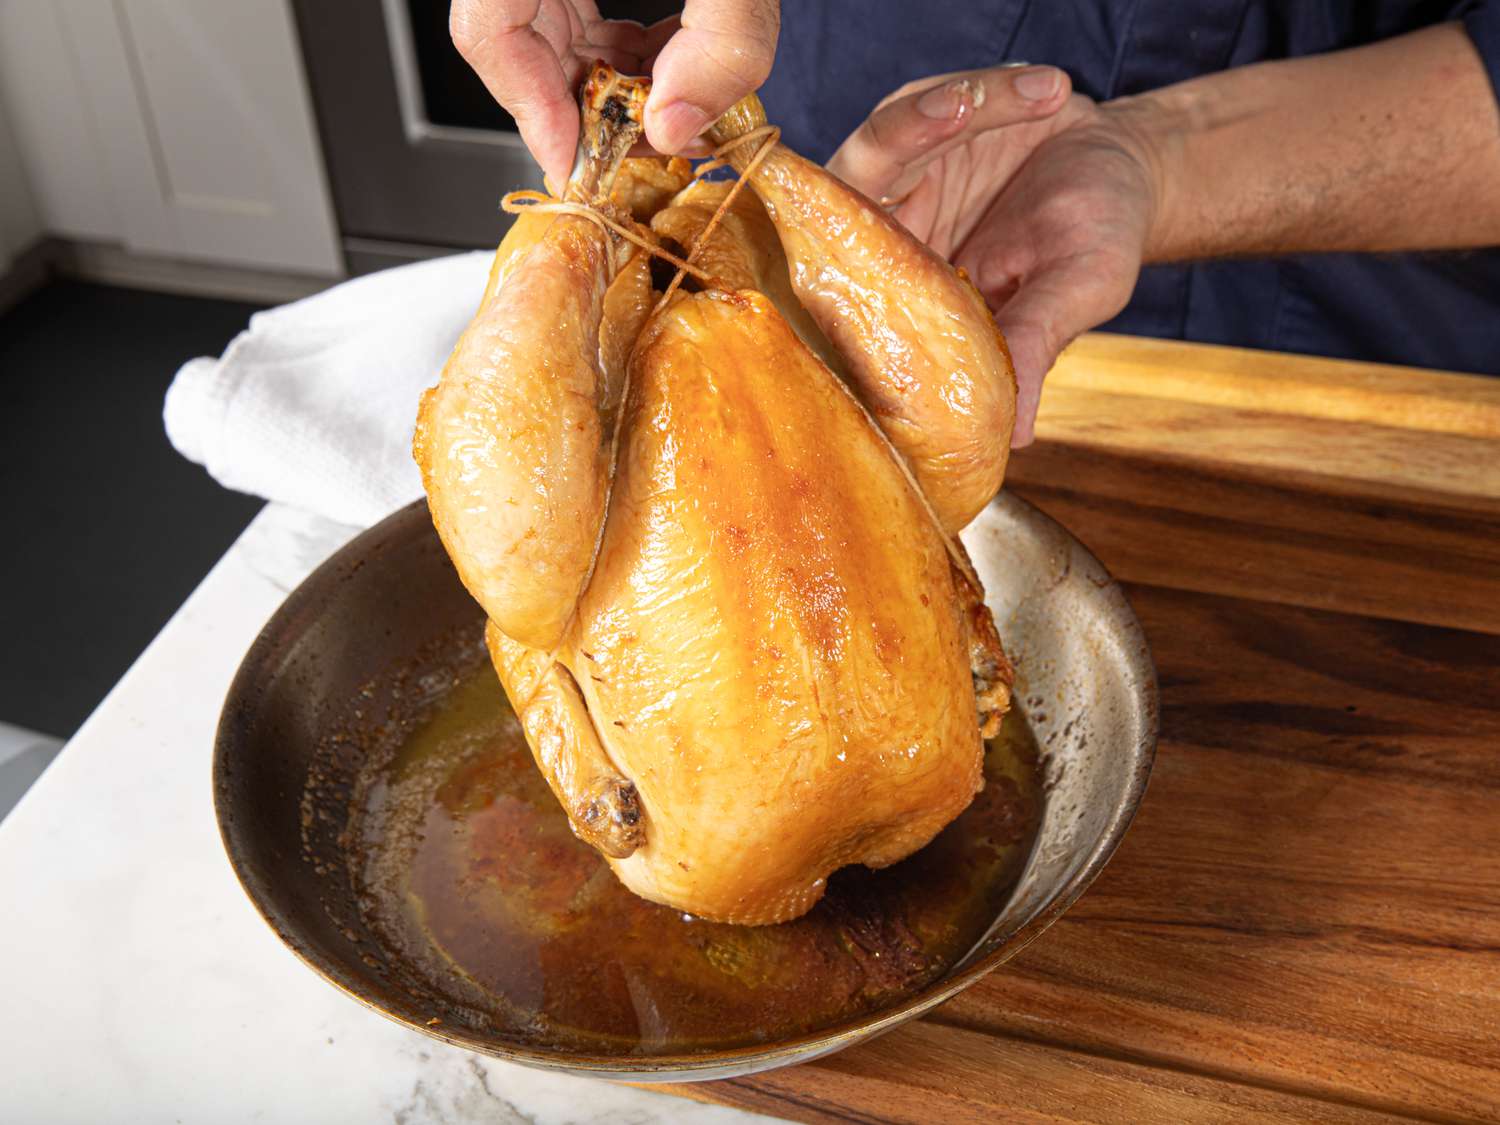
top-left (990, 317), bottom-right (1051, 448)
top-left (983, 253), bottom-right (1135, 446)
top-left (645, 0), bottom-right (779, 154)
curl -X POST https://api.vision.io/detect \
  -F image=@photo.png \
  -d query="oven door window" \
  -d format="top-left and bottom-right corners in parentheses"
top-left (405, 1), bottom-right (685, 134)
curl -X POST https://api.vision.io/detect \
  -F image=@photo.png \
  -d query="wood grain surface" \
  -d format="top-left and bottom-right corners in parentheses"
top-left (664, 335), bottom-right (1500, 1123)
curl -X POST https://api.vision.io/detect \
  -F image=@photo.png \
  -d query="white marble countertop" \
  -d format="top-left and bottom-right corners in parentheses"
top-left (0, 505), bottom-right (773, 1125)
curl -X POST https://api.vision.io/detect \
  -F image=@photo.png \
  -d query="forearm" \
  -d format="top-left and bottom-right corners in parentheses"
top-left (1113, 23), bottom-right (1500, 263)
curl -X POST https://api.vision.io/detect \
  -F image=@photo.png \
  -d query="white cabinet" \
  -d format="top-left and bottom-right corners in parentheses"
top-left (0, 95), bottom-right (41, 274)
top-left (0, 4), bottom-right (115, 245)
top-left (0, 0), bottom-right (341, 277)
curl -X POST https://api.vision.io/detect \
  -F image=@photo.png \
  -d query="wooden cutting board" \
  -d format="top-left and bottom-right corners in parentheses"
top-left (660, 333), bottom-right (1500, 1123)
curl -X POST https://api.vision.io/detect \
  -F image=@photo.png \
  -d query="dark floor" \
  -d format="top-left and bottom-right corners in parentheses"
top-left (0, 281), bottom-right (266, 738)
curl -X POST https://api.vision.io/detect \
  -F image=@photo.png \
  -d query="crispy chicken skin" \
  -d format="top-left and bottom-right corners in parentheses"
top-left (563, 290), bottom-right (986, 923)
top-left (414, 67), bottom-right (648, 651)
top-left (709, 95), bottom-right (1018, 534)
top-left (419, 65), bottom-right (1014, 924)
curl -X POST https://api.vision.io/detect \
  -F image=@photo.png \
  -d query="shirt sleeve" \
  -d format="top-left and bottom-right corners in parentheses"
top-left (1464, 4), bottom-right (1500, 106)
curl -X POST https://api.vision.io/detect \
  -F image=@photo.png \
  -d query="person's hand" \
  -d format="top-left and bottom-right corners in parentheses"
top-left (829, 65), bottom-right (1162, 445)
top-left (451, 0), bottom-right (779, 189)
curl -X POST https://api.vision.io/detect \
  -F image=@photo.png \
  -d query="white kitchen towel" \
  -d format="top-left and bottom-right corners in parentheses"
top-left (164, 250), bottom-right (493, 527)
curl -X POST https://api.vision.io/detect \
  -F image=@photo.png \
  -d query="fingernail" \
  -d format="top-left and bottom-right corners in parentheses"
top-left (916, 80), bottom-right (974, 121)
top-left (650, 100), bottom-right (712, 150)
top-left (1013, 67), bottom-right (1062, 101)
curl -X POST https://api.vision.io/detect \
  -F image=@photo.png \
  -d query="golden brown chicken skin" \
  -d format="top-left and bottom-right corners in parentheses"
top-left (420, 65), bottom-right (1015, 926)
top-left (709, 96), bottom-right (1018, 534)
top-left (414, 68), bottom-right (648, 651)
top-left (564, 289), bottom-right (986, 924)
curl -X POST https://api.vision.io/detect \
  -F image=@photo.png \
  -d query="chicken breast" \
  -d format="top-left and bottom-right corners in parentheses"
top-left (556, 289), bottom-right (986, 923)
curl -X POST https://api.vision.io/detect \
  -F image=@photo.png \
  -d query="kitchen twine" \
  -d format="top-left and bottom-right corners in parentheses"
top-left (500, 126), bottom-right (781, 315)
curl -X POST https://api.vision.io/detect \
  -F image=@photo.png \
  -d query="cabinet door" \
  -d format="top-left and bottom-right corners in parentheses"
top-left (0, 3), bottom-right (119, 244)
top-left (0, 100), bottom-right (42, 274)
top-left (62, 0), bottom-right (342, 276)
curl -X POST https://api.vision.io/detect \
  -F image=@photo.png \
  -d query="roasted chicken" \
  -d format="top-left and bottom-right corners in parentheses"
top-left (415, 65), bottom-right (1017, 924)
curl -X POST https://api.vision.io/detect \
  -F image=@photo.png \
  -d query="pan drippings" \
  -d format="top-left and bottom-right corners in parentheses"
top-left (350, 662), bottom-right (1040, 1055)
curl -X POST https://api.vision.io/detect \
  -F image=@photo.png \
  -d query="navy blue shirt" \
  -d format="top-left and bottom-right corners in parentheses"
top-left (760, 2), bottom-right (1500, 375)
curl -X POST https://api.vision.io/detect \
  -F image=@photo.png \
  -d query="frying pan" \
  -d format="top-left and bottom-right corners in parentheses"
top-left (214, 492), bottom-right (1156, 1081)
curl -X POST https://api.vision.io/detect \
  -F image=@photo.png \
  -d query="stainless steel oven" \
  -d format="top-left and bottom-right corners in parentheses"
top-left (291, 1), bottom-right (682, 272)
